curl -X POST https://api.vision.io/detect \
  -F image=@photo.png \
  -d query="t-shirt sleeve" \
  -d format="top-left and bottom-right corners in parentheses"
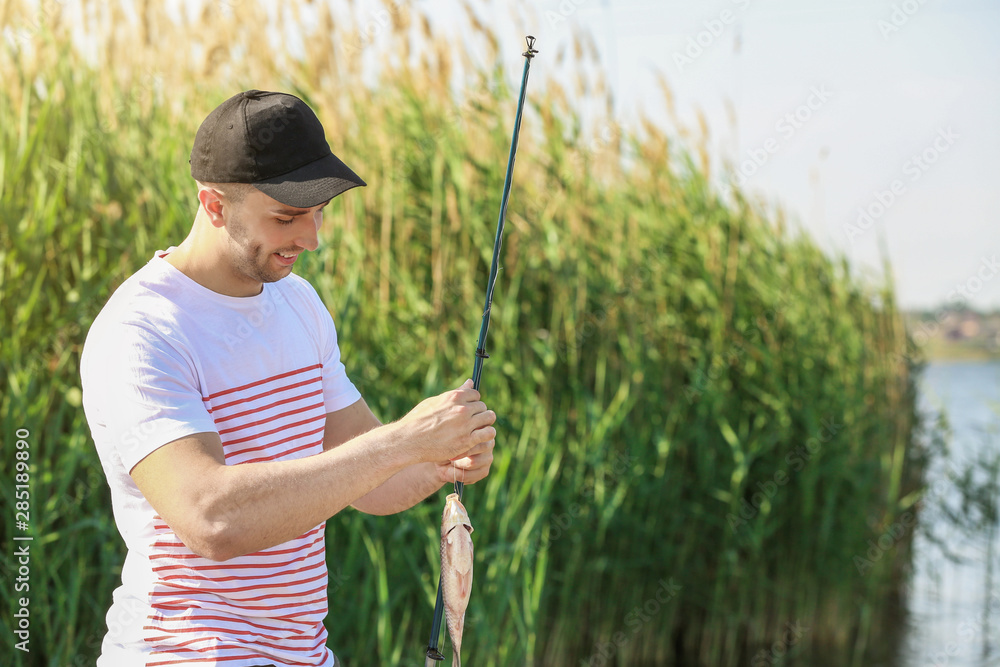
top-left (86, 323), bottom-right (219, 473)
top-left (319, 310), bottom-right (362, 413)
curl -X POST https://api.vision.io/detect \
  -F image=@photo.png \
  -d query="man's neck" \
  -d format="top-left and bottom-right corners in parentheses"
top-left (163, 220), bottom-right (262, 298)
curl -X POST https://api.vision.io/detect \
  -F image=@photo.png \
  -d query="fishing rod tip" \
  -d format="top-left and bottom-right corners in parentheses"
top-left (523, 35), bottom-right (538, 58)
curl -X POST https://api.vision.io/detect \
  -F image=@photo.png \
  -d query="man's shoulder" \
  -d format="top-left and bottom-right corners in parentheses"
top-left (90, 256), bottom-right (182, 328)
top-left (82, 255), bottom-right (202, 367)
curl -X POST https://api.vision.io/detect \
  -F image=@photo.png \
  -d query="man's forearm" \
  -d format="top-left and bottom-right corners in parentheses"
top-left (351, 462), bottom-right (445, 515)
top-left (194, 423), bottom-right (413, 560)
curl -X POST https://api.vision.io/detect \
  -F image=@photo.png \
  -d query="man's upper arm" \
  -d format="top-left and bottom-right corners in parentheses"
top-left (323, 397), bottom-right (381, 451)
top-left (129, 431), bottom-right (228, 557)
top-left (82, 321), bottom-right (218, 473)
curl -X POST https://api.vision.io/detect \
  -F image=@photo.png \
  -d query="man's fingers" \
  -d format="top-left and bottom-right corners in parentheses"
top-left (450, 455), bottom-right (476, 469)
top-left (449, 445), bottom-right (495, 470)
top-left (450, 439), bottom-right (496, 461)
top-left (470, 408), bottom-right (495, 426)
top-left (439, 437), bottom-right (495, 483)
top-left (462, 400), bottom-right (488, 416)
top-left (476, 417), bottom-right (497, 442)
top-left (456, 379), bottom-right (480, 401)
top-left (472, 425), bottom-right (497, 445)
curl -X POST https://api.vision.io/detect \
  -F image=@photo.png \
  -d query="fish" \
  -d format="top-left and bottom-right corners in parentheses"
top-left (440, 492), bottom-right (474, 667)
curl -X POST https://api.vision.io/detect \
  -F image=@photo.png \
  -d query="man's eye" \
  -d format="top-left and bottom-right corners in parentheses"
top-left (277, 217), bottom-right (295, 224)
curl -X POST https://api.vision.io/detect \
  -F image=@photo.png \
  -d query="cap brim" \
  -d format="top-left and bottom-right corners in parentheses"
top-left (253, 152), bottom-right (366, 208)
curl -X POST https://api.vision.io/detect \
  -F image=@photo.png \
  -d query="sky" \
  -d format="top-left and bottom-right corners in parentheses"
top-left (42, 0), bottom-right (1000, 311)
top-left (485, 0), bottom-right (999, 311)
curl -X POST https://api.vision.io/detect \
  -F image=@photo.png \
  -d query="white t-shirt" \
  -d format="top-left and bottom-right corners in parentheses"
top-left (81, 249), bottom-right (362, 667)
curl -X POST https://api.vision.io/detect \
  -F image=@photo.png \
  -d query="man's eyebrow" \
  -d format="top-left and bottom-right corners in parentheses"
top-left (272, 207), bottom-right (309, 216)
top-left (271, 200), bottom-right (332, 216)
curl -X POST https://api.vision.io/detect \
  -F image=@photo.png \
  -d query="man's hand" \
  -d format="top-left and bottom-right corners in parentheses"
top-left (397, 379), bottom-right (497, 465)
top-left (434, 437), bottom-right (496, 486)
top-left (336, 381), bottom-right (497, 515)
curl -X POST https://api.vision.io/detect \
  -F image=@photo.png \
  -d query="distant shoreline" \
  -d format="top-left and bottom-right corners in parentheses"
top-left (920, 339), bottom-right (1000, 362)
top-left (903, 309), bottom-right (1000, 363)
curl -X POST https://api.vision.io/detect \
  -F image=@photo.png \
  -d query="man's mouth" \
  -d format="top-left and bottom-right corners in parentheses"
top-left (274, 251), bottom-right (299, 266)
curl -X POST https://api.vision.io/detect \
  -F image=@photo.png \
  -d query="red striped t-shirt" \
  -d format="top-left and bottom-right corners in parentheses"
top-left (82, 250), bottom-right (361, 666)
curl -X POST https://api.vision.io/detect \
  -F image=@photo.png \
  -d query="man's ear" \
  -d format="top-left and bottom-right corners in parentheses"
top-left (198, 187), bottom-right (227, 228)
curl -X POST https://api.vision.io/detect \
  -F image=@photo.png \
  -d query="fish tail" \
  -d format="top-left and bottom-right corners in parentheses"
top-left (453, 649), bottom-right (461, 667)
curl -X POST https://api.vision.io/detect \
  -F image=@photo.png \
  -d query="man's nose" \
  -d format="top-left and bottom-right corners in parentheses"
top-left (295, 212), bottom-right (322, 251)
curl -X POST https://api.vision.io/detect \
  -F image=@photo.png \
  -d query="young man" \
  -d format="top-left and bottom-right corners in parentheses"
top-left (81, 89), bottom-right (497, 667)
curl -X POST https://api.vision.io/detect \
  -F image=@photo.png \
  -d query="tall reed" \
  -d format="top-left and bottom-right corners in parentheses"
top-left (1, 1), bottom-right (931, 664)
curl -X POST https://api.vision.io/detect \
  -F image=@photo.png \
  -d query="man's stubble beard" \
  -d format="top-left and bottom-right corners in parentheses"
top-left (226, 206), bottom-right (288, 285)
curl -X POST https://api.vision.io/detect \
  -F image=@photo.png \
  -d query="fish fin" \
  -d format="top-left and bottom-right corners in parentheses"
top-left (456, 569), bottom-right (472, 600)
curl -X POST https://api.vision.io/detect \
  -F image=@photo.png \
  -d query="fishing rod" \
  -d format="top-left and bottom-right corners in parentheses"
top-left (424, 34), bottom-right (538, 664)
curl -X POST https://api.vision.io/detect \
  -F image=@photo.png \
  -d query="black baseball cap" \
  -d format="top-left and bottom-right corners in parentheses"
top-left (189, 90), bottom-right (366, 208)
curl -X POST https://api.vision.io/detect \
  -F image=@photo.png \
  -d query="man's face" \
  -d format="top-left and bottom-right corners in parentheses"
top-left (222, 188), bottom-right (330, 286)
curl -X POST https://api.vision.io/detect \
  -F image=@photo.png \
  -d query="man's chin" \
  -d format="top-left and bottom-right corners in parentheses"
top-left (260, 268), bottom-right (292, 283)
top-left (259, 254), bottom-right (296, 282)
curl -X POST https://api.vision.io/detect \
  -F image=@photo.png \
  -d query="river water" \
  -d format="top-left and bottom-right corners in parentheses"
top-left (894, 360), bottom-right (1000, 666)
